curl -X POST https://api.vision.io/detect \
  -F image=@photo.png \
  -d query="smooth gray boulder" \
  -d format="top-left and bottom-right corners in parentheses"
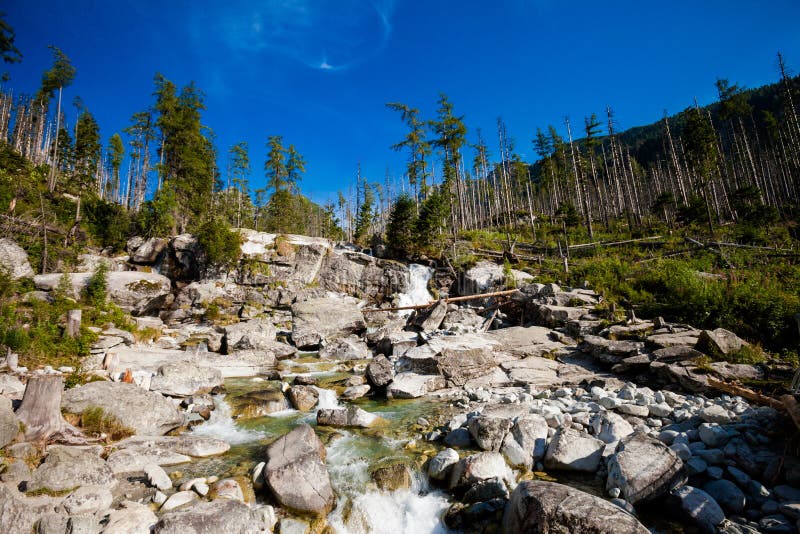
top-left (460, 260), bottom-right (506, 296)
top-left (448, 451), bottom-right (514, 490)
top-left (149, 361), bottom-right (223, 397)
top-left (544, 427), bottom-right (604, 472)
top-left (589, 411), bottom-right (634, 444)
top-left (130, 237), bottom-right (168, 264)
top-left (671, 485), bottom-right (726, 534)
top-left (28, 445), bottom-right (116, 492)
top-left (0, 238), bottom-right (34, 279)
top-left (223, 320), bottom-right (276, 353)
top-left (264, 424), bottom-right (334, 515)
top-left (503, 480), bottom-right (650, 534)
top-left (0, 485), bottom-right (61, 533)
top-left (387, 372), bottom-right (446, 399)
top-left (319, 336), bottom-right (371, 360)
top-left (409, 299), bottom-right (448, 332)
top-left (60, 485), bottom-right (113, 515)
top-left (703, 479), bottom-right (746, 514)
top-left (0, 396), bottom-right (20, 448)
top-left (286, 385), bottom-right (319, 411)
top-left (428, 448), bottom-right (460, 481)
top-left (468, 416), bottom-right (513, 452)
top-left (696, 328), bottom-right (750, 358)
top-left (155, 499), bottom-right (268, 533)
top-left (291, 297), bottom-right (366, 349)
top-left (62, 381), bottom-right (184, 435)
top-left (606, 432), bottom-right (686, 504)
top-left (501, 414), bottom-right (549, 469)
top-left (34, 271), bottom-right (171, 312)
top-left (104, 501), bottom-right (158, 534)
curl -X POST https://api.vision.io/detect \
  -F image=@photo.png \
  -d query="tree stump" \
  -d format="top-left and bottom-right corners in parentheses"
top-left (66, 309), bottom-right (82, 338)
top-left (15, 375), bottom-right (85, 444)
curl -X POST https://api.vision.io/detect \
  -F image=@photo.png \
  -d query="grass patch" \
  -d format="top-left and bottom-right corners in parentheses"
top-left (26, 486), bottom-right (77, 497)
top-left (79, 406), bottom-right (134, 441)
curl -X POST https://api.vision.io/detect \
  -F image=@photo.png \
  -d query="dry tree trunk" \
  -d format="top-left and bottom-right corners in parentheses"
top-left (15, 375), bottom-right (87, 444)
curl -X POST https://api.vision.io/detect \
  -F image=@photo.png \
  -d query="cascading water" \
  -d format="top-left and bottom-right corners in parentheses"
top-left (397, 264), bottom-right (434, 315)
top-left (326, 432), bottom-right (452, 534)
top-left (188, 394), bottom-right (264, 444)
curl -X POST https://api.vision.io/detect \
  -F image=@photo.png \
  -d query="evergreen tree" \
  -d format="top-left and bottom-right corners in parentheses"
top-left (265, 135), bottom-right (288, 191)
top-left (353, 176), bottom-right (374, 244)
top-left (74, 108), bottom-right (101, 191)
top-left (386, 102), bottom-right (430, 200)
top-left (415, 189), bottom-right (449, 254)
top-left (0, 12), bottom-right (22, 82)
top-left (107, 133), bottom-right (124, 202)
top-left (286, 144), bottom-right (305, 194)
top-left (385, 193), bottom-right (417, 258)
top-left (682, 106), bottom-right (718, 234)
top-left (228, 142), bottom-right (251, 227)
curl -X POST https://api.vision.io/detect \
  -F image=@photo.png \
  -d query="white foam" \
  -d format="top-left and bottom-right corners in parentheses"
top-left (188, 395), bottom-right (264, 445)
top-left (397, 264), bottom-right (433, 315)
top-left (314, 387), bottom-right (341, 410)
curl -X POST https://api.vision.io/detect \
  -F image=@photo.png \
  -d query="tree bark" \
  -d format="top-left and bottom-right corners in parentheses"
top-left (66, 309), bottom-right (81, 338)
top-left (15, 375), bottom-right (86, 444)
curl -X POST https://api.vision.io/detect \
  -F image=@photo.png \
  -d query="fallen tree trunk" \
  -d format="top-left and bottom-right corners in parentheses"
top-left (706, 378), bottom-right (785, 411)
top-left (15, 375), bottom-right (87, 444)
top-left (364, 288), bottom-right (520, 313)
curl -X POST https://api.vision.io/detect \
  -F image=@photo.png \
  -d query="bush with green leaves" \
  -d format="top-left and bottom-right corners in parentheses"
top-left (84, 264), bottom-right (108, 308)
top-left (196, 217), bottom-right (242, 269)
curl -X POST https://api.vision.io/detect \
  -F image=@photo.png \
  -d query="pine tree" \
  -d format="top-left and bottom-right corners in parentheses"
top-left (386, 102), bottom-right (430, 201)
top-left (286, 144), bottom-right (305, 194)
top-left (74, 108), bottom-right (101, 192)
top-left (38, 46), bottom-right (75, 189)
top-left (228, 142), bottom-right (251, 227)
top-left (385, 193), bottom-right (417, 258)
top-left (107, 133), bottom-right (124, 203)
top-left (353, 173), bottom-right (374, 245)
top-left (265, 135), bottom-right (288, 192)
top-left (0, 12), bottom-right (22, 82)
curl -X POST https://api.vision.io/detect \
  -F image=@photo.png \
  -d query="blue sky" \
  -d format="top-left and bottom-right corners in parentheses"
top-left (4, 0), bottom-right (800, 203)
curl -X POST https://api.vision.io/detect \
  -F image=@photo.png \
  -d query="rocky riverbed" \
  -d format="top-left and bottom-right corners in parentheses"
top-left (1, 231), bottom-right (799, 533)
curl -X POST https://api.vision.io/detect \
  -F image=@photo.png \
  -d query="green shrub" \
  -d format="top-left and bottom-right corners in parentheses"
top-left (196, 217), bottom-right (242, 269)
top-left (84, 264), bottom-right (108, 307)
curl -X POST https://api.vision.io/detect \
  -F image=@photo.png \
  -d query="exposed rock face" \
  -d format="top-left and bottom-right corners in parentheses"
top-left (149, 361), bottom-right (223, 397)
top-left (696, 328), bottom-right (749, 358)
top-left (27, 445), bottom-right (116, 492)
top-left (62, 381), bottom-right (184, 435)
top-left (236, 230), bottom-right (331, 288)
top-left (130, 237), bottom-right (168, 264)
top-left (468, 416), bottom-right (513, 452)
top-left (544, 427), bottom-right (604, 472)
top-left (34, 271), bottom-right (172, 313)
top-left (459, 260), bottom-right (506, 296)
top-left (387, 372), bottom-right (446, 399)
top-left (60, 485), bottom-right (113, 515)
top-left (606, 432), bottom-right (686, 504)
top-left (409, 299), bottom-right (448, 332)
top-left (502, 481), bottom-right (650, 534)
top-left (317, 250), bottom-right (409, 302)
top-left (155, 499), bottom-right (268, 533)
top-left (291, 297), bottom-right (366, 349)
top-left (448, 451), bottom-right (514, 490)
top-left (0, 238), bottom-right (34, 279)
top-left (0, 485), bottom-right (62, 533)
top-left (501, 415), bottom-right (549, 469)
top-left (223, 320), bottom-right (277, 353)
top-left (0, 396), bottom-right (20, 448)
top-left (264, 424), bottom-right (335, 515)
top-left (318, 336), bottom-right (370, 360)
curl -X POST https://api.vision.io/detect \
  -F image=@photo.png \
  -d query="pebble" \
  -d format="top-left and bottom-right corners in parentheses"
top-left (707, 466), bottom-right (724, 479)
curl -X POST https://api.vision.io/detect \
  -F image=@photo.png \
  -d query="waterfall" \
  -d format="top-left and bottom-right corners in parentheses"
top-left (397, 264), bottom-right (434, 315)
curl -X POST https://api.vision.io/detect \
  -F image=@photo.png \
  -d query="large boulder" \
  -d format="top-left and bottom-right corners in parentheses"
top-left (318, 336), bottom-right (370, 360)
top-left (670, 485), bottom-right (726, 534)
top-left (0, 396), bottom-right (20, 448)
top-left (291, 297), bottom-right (366, 349)
top-left (448, 451), bottom-right (514, 490)
top-left (606, 432), bottom-right (686, 504)
top-left (223, 320), bottom-right (277, 353)
top-left (501, 414), bottom-right (549, 469)
top-left (0, 238), bottom-right (33, 279)
top-left (696, 328), bottom-right (750, 358)
top-left (106, 435), bottom-right (229, 473)
top-left (589, 411), bottom-right (634, 444)
top-left (0, 485), bottom-right (63, 533)
top-left (317, 250), bottom-right (408, 302)
top-left (154, 499), bottom-right (267, 533)
top-left (130, 237), bottom-right (168, 264)
top-left (459, 260), bottom-right (506, 296)
top-left (62, 381), bottom-right (184, 435)
top-left (104, 501), bottom-right (158, 534)
top-left (34, 271), bottom-right (172, 313)
top-left (502, 480), bottom-right (650, 534)
top-left (409, 300), bottom-right (448, 332)
top-left (237, 230), bottom-right (331, 287)
top-left (316, 406), bottom-right (380, 428)
top-left (264, 424), bottom-right (335, 515)
top-left (387, 372), bottom-right (446, 399)
top-left (468, 416), bottom-right (513, 452)
top-left (286, 385), bottom-right (319, 411)
top-left (27, 445), bottom-right (116, 492)
top-left (149, 361), bottom-right (223, 397)
top-left (544, 427), bottom-right (604, 472)
top-left (366, 355), bottom-right (394, 387)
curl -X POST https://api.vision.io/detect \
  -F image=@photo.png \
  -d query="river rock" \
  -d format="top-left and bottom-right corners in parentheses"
top-left (317, 406), bottom-right (379, 428)
top-left (317, 249), bottom-right (408, 302)
top-left (0, 238), bottom-right (34, 279)
top-left (468, 416), bottom-right (513, 452)
top-left (264, 424), bottom-right (335, 515)
top-left (606, 432), bottom-right (686, 504)
top-left (149, 361), bottom-right (223, 397)
top-left (144, 464), bottom-right (173, 491)
top-left (319, 336), bottom-right (371, 360)
top-left (287, 385), bottom-right (319, 411)
top-left (223, 320), bottom-right (276, 352)
top-left (428, 448), bottom-right (460, 481)
top-left (213, 478), bottom-right (244, 501)
top-left (501, 414), bottom-right (549, 469)
top-left (0, 396), bottom-right (19, 448)
top-left (104, 501), bottom-right (158, 534)
top-left (160, 491), bottom-right (198, 512)
top-left (438, 346), bottom-right (498, 387)
top-left (703, 479), bottom-right (746, 514)
top-left (27, 445), bottom-right (115, 492)
top-left (371, 463), bottom-right (412, 491)
top-left (231, 389), bottom-right (290, 418)
top-left (448, 451), bottom-right (513, 490)
top-left (291, 297), bottom-right (366, 349)
top-left (387, 372), bottom-right (446, 399)
top-left (461, 260), bottom-right (506, 296)
top-left (698, 423), bottom-right (731, 448)
top-left (342, 384), bottom-right (371, 399)
top-left (409, 299), bottom-right (448, 332)
top-left (366, 355), bottom-right (394, 387)
top-left (442, 307), bottom-right (485, 333)
top-left (589, 411), bottom-right (634, 444)
top-left (155, 499), bottom-right (266, 533)
top-left (671, 485), bottom-right (726, 534)
top-left (544, 427), bottom-right (605, 472)
top-left (503, 480), bottom-right (650, 534)
top-left (62, 380), bottom-right (184, 435)
top-left (60, 485), bottom-right (113, 515)
top-left (107, 435), bottom-right (229, 473)
top-left (697, 328), bottom-right (750, 358)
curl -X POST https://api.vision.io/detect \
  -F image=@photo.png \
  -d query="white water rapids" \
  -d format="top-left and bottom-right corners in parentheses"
top-left (188, 394), bottom-right (264, 444)
top-left (397, 264), bottom-right (434, 315)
